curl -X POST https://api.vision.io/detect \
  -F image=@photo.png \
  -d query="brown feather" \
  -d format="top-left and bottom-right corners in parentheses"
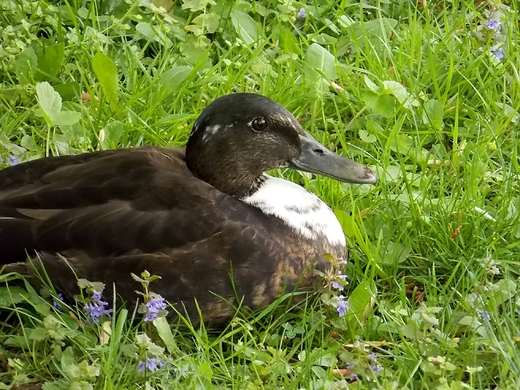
top-left (0, 146), bottom-right (342, 326)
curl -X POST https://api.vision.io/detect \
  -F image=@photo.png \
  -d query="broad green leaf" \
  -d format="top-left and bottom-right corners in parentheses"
top-left (20, 277), bottom-right (51, 316)
top-left (153, 0), bottom-right (174, 10)
top-left (316, 352), bottom-right (337, 367)
top-left (380, 240), bottom-right (412, 265)
top-left (136, 22), bottom-right (172, 44)
top-left (3, 335), bottom-right (31, 348)
top-left (304, 43), bottom-right (337, 94)
top-left (348, 18), bottom-right (398, 40)
top-left (311, 366), bottom-right (328, 379)
top-left (487, 279), bottom-right (516, 306)
top-left (458, 316), bottom-right (478, 327)
top-left (251, 55), bottom-right (270, 74)
top-left (136, 22), bottom-right (158, 41)
top-left (335, 209), bottom-right (359, 239)
top-left (36, 42), bottom-right (64, 80)
top-left (147, 340), bottom-right (165, 356)
top-left (313, 33), bottom-right (338, 45)
top-left (181, 0), bottom-right (216, 12)
top-left (362, 91), bottom-right (396, 118)
top-left (180, 41), bottom-right (209, 65)
top-left (36, 82), bottom-right (81, 126)
top-left (28, 327), bottom-right (49, 342)
top-left (422, 99), bottom-right (444, 130)
top-left (54, 82), bottom-right (81, 101)
top-left (14, 47), bottom-right (38, 84)
top-left (364, 75), bottom-right (380, 93)
top-left (100, 120), bottom-right (124, 149)
top-left (154, 316), bottom-right (178, 355)
top-left (21, 134), bottom-right (39, 151)
top-left (192, 13), bottom-right (220, 34)
top-left (63, 360), bottom-right (100, 380)
top-left (362, 18), bottom-right (398, 34)
top-left (196, 361), bottom-right (213, 381)
top-left (358, 129), bottom-right (377, 143)
top-left (36, 81), bottom-right (62, 126)
top-left (383, 80), bottom-right (415, 106)
top-left (231, 9), bottom-right (259, 45)
top-left (54, 111), bottom-right (82, 126)
top-left (0, 286), bottom-right (28, 306)
top-left (159, 66), bottom-right (193, 96)
top-left (347, 279), bottom-right (376, 321)
top-left (0, 87), bottom-right (18, 101)
top-left (92, 52), bottom-right (119, 111)
top-left (278, 28), bottom-right (302, 56)
top-left (399, 323), bottom-right (421, 340)
top-left (305, 43), bottom-right (337, 80)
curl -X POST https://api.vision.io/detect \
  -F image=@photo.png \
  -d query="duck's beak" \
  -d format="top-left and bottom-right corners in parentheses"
top-left (289, 133), bottom-right (377, 184)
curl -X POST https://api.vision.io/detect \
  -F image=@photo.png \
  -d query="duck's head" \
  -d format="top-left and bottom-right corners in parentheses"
top-left (186, 93), bottom-right (377, 197)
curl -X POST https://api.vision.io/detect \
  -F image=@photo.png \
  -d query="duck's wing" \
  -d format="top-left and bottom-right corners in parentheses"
top-left (0, 147), bottom-right (333, 326)
top-left (0, 146), bottom-right (267, 263)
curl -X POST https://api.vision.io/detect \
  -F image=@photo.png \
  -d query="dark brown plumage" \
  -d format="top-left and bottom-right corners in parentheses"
top-left (0, 93), bottom-right (376, 327)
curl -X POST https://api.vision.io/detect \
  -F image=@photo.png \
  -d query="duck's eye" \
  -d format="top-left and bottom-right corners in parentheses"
top-left (251, 117), bottom-right (268, 131)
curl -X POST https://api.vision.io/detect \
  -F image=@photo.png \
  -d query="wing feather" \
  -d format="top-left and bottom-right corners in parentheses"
top-left (0, 146), bottom-right (331, 326)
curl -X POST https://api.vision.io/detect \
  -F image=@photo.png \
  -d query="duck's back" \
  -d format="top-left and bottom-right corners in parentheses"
top-left (0, 147), bottom-right (339, 326)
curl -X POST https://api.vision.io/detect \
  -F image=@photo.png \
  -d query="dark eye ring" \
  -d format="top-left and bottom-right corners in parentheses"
top-left (251, 117), bottom-right (268, 131)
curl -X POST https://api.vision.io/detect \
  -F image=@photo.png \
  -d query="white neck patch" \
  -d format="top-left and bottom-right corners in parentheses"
top-left (242, 175), bottom-right (346, 247)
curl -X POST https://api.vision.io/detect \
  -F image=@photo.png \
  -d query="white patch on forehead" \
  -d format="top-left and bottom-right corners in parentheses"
top-left (242, 175), bottom-right (346, 247)
top-left (271, 112), bottom-right (297, 128)
top-left (201, 124), bottom-right (221, 142)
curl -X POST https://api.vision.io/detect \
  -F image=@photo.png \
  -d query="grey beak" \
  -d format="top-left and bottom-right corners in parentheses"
top-left (289, 134), bottom-right (377, 184)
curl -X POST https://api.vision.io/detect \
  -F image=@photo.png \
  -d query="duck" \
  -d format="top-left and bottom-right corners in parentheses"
top-left (0, 93), bottom-right (377, 327)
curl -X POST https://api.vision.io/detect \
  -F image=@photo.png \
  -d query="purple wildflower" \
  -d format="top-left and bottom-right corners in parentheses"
top-left (52, 293), bottom-right (64, 311)
top-left (480, 310), bottom-right (491, 323)
top-left (145, 358), bottom-right (157, 371)
top-left (147, 296), bottom-right (167, 312)
top-left (331, 273), bottom-right (348, 291)
top-left (92, 290), bottom-right (103, 302)
top-left (335, 295), bottom-right (349, 317)
top-left (370, 364), bottom-right (382, 373)
top-left (137, 357), bottom-right (165, 372)
top-left (297, 8), bottom-right (307, 20)
top-left (346, 362), bottom-right (355, 369)
top-left (490, 47), bottom-right (504, 60)
top-left (349, 373), bottom-right (358, 381)
top-left (85, 291), bottom-right (112, 322)
top-left (144, 311), bottom-right (158, 322)
top-left (143, 295), bottom-right (168, 322)
top-left (368, 352), bottom-right (377, 361)
top-left (0, 156), bottom-right (19, 165)
top-left (485, 19), bottom-right (501, 32)
top-left (85, 302), bottom-right (113, 323)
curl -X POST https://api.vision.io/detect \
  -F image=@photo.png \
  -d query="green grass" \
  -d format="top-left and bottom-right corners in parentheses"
top-left (1, 0), bottom-right (519, 388)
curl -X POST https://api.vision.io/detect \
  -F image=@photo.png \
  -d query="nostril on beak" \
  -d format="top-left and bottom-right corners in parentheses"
top-left (313, 149), bottom-right (326, 156)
